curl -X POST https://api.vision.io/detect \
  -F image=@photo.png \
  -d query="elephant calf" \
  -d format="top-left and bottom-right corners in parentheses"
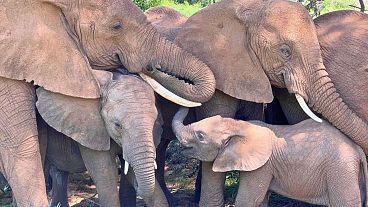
top-left (172, 108), bottom-right (368, 207)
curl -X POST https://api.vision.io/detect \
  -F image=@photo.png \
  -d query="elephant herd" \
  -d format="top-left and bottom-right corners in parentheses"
top-left (0, 0), bottom-right (367, 206)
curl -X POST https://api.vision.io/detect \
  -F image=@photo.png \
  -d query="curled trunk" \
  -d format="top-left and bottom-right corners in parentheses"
top-left (142, 27), bottom-right (216, 104)
top-left (308, 69), bottom-right (368, 153)
top-left (171, 107), bottom-right (191, 144)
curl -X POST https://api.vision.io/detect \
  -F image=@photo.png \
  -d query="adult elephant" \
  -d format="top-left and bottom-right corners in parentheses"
top-left (273, 11), bottom-right (368, 127)
top-left (173, 0), bottom-right (368, 205)
top-left (0, 0), bottom-right (215, 205)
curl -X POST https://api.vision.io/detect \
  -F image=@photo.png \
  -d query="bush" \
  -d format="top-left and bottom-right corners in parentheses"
top-left (160, 0), bottom-right (203, 16)
top-left (133, 0), bottom-right (161, 11)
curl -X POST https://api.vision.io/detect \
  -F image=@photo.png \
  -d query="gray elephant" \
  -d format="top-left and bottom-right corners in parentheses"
top-left (172, 108), bottom-right (368, 207)
top-left (172, 0), bottom-right (368, 204)
top-left (36, 71), bottom-right (169, 206)
top-left (41, 126), bottom-right (167, 207)
top-left (0, 0), bottom-right (215, 205)
top-left (272, 10), bottom-right (368, 126)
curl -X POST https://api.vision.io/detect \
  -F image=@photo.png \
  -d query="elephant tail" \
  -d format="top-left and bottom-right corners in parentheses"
top-left (358, 146), bottom-right (368, 207)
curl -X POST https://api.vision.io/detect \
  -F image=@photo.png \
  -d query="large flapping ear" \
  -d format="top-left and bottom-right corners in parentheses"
top-left (213, 122), bottom-right (273, 172)
top-left (36, 88), bottom-right (111, 151)
top-left (0, 1), bottom-right (100, 98)
top-left (174, 0), bottom-right (273, 103)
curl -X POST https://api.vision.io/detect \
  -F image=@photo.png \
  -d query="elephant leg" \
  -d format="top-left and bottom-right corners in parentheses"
top-left (195, 90), bottom-right (239, 207)
top-left (235, 170), bottom-right (272, 207)
top-left (49, 165), bottom-right (69, 207)
top-left (118, 155), bottom-right (137, 207)
top-left (79, 144), bottom-right (120, 207)
top-left (0, 78), bottom-right (48, 206)
top-left (327, 165), bottom-right (362, 207)
top-left (145, 179), bottom-right (169, 207)
top-left (156, 138), bottom-right (177, 206)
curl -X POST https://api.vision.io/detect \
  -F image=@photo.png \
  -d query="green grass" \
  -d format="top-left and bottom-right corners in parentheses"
top-left (320, 0), bottom-right (361, 14)
top-left (159, 0), bottom-right (203, 16)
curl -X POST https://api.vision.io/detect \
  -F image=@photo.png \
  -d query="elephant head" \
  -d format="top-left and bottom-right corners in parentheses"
top-left (174, 0), bottom-right (368, 152)
top-left (145, 6), bottom-right (188, 41)
top-left (0, 0), bottom-right (215, 106)
top-left (36, 70), bottom-right (162, 201)
top-left (172, 107), bottom-right (273, 172)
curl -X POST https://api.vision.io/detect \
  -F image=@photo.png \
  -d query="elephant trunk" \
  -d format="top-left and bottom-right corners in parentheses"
top-left (172, 107), bottom-right (191, 145)
top-left (141, 27), bottom-right (216, 105)
top-left (128, 139), bottom-right (156, 200)
top-left (307, 69), bottom-right (368, 153)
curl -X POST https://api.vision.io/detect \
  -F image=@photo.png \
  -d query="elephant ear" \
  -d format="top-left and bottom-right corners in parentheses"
top-left (174, 1), bottom-right (273, 103)
top-left (0, 0), bottom-right (100, 98)
top-left (36, 87), bottom-right (111, 151)
top-left (213, 122), bottom-right (273, 172)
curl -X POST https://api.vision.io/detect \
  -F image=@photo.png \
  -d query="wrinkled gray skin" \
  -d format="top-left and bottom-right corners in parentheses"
top-left (173, 1), bottom-right (368, 205)
top-left (172, 108), bottom-right (368, 207)
top-left (145, 7), bottom-right (265, 205)
top-left (274, 11), bottom-right (368, 126)
top-left (0, 0), bottom-right (216, 205)
top-left (36, 72), bottom-right (168, 206)
top-left (40, 128), bottom-right (167, 207)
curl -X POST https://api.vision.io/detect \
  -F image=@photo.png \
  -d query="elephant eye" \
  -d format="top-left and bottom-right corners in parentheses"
top-left (195, 131), bottom-right (205, 142)
top-left (279, 44), bottom-right (292, 60)
top-left (114, 121), bottom-right (122, 129)
top-left (112, 21), bottom-right (123, 31)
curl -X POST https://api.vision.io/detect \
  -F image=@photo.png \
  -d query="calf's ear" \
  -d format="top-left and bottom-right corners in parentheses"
top-left (213, 124), bottom-right (273, 172)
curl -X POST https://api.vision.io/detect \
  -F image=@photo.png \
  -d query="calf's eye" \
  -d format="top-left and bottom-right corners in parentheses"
top-left (195, 131), bottom-right (205, 142)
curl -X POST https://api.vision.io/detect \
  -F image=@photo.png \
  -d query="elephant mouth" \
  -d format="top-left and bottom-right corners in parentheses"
top-left (147, 64), bottom-right (194, 85)
top-left (294, 93), bottom-right (323, 123)
top-left (139, 72), bottom-right (202, 107)
top-left (181, 146), bottom-right (195, 156)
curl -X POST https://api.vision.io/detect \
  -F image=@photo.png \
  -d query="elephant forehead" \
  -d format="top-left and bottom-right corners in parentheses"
top-left (105, 77), bottom-right (155, 102)
top-left (195, 116), bottom-right (229, 133)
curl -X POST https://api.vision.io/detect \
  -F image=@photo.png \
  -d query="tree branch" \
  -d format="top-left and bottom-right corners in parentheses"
top-left (360, 0), bottom-right (365, 12)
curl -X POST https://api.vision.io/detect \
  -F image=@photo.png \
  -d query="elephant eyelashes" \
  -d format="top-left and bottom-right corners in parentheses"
top-left (195, 131), bottom-right (205, 142)
top-left (112, 22), bottom-right (123, 31)
top-left (279, 44), bottom-right (292, 60)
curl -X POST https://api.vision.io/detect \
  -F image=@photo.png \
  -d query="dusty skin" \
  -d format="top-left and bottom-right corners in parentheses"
top-left (173, 107), bottom-right (367, 207)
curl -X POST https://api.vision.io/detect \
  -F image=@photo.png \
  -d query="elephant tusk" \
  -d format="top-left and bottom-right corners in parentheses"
top-left (154, 160), bottom-right (157, 170)
top-left (139, 73), bottom-right (201, 107)
top-left (295, 94), bottom-right (323, 123)
top-left (124, 161), bottom-right (129, 175)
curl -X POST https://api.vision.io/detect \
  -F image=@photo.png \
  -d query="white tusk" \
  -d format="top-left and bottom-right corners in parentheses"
top-left (295, 94), bottom-right (323, 123)
top-left (154, 160), bottom-right (157, 170)
top-left (139, 73), bottom-right (202, 108)
top-left (124, 161), bottom-right (129, 175)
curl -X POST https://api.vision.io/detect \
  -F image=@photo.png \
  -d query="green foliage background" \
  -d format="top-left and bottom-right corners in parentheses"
top-left (134, 0), bottom-right (365, 17)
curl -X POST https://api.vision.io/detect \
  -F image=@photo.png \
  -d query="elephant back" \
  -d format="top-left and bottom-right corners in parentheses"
top-left (145, 6), bottom-right (188, 41)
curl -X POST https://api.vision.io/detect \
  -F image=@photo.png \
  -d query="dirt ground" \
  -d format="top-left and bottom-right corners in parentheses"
top-left (0, 140), bottom-right (321, 207)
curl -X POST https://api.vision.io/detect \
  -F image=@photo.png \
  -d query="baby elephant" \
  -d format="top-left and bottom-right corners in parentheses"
top-left (172, 108), bottom-right (368, 207)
